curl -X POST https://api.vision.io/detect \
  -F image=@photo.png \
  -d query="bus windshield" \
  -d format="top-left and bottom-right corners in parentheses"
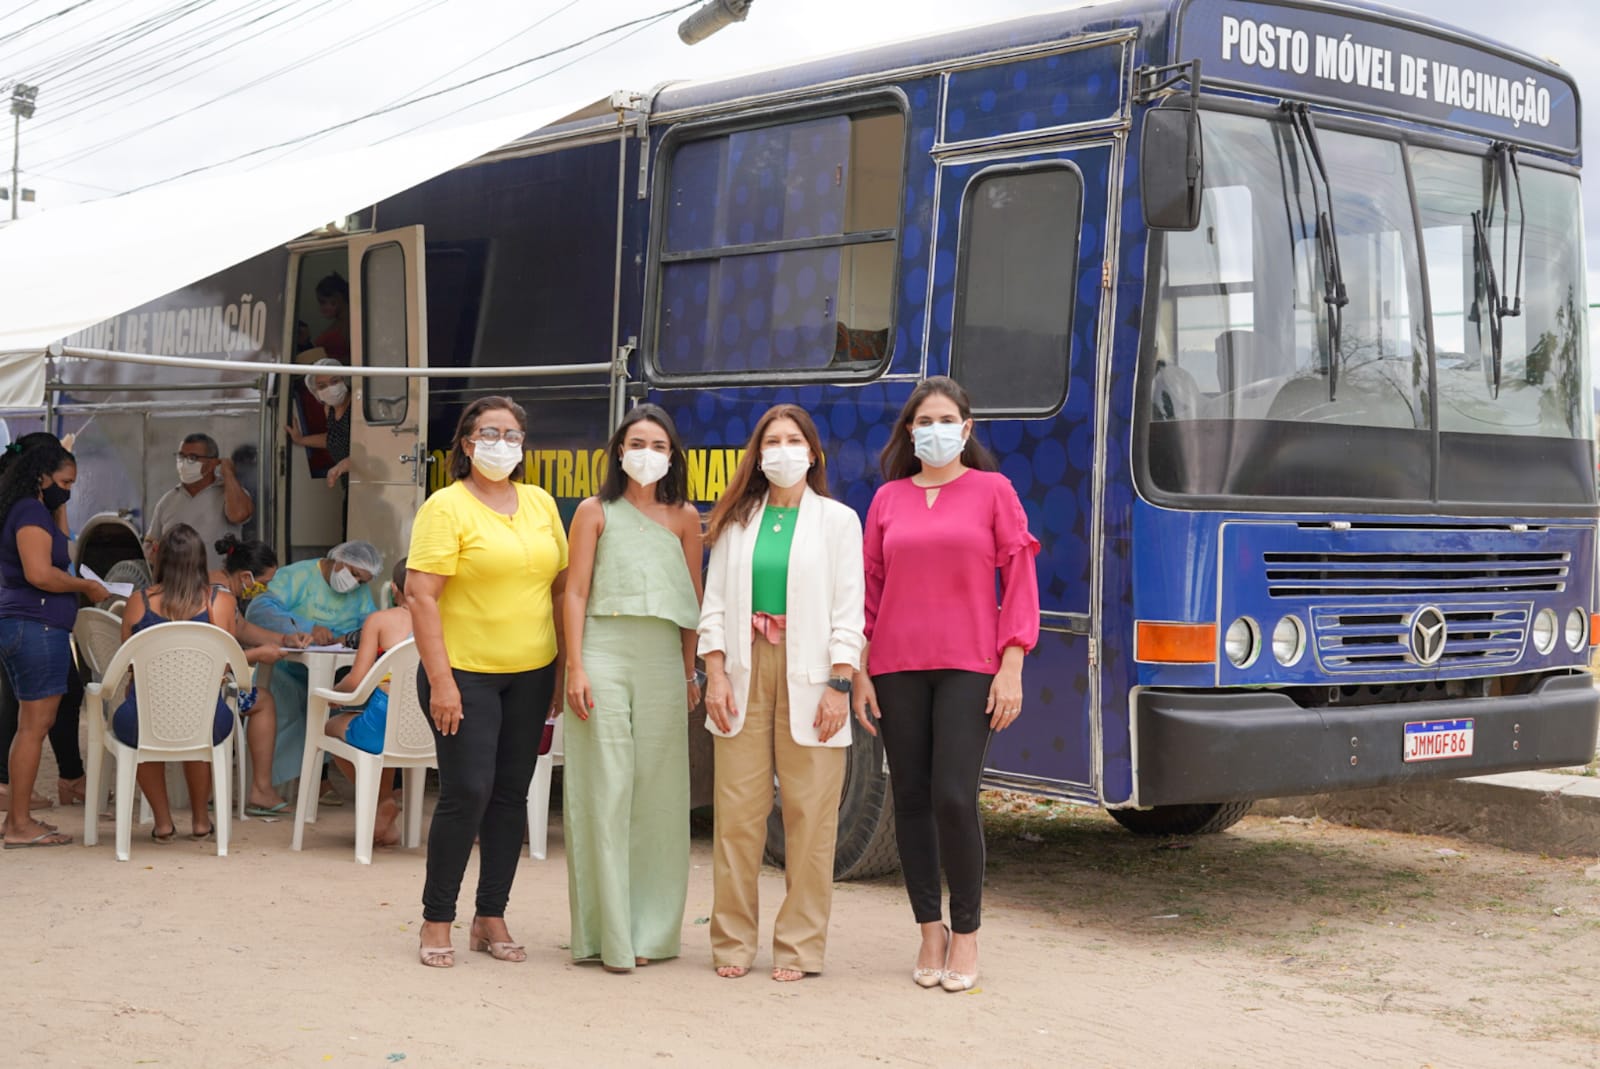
top-left (1142, 109), bottom-right (1594, 508)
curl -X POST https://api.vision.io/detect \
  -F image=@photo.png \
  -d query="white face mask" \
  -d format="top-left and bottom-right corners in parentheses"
top-left (176, 457), bottom-right (206, 485)
top-left (912, 422), bottom-right (967, 468)
top-left (620, 448), bottom-right (671, 488)
top-left (471, 438), bottom-right (522, 481)
top-left (315, 382), bottom-right (348, 407)
top-left (328, 566), bottom-right (359, 594)
top-left (761, 444), bottom-right (811, 489)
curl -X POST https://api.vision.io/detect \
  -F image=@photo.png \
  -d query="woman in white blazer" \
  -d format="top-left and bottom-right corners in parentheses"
top-left (699, 403), bottom-right (865, 983)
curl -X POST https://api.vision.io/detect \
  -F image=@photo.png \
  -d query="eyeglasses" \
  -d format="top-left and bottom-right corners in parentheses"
top-left (175, 452), bottom-right (217, 461)
top-left (472, 428), bottom-right (526, 446)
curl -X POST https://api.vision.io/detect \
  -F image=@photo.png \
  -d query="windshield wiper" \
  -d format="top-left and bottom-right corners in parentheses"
top-left (1472, 143), bottom-right (1525, 398)
top-left (1284, 103), bottom-right (1349, 401)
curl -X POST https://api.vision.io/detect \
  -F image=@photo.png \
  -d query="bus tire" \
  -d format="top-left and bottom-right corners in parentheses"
top-left (1107, 801), bottom-right (1254, 837)
top-left (765, 731), bottom-right (899, 881)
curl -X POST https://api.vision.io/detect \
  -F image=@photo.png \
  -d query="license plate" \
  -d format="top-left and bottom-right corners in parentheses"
top-left (1403, 718), bottom-right (1475, 762)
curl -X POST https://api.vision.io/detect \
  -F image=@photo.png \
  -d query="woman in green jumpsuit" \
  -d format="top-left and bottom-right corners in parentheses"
top-left (562, 404), bottom-right (703, 972)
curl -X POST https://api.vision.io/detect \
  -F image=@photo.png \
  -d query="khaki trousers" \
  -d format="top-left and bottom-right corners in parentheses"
top-left (711, 638), bottom-right (846, 973)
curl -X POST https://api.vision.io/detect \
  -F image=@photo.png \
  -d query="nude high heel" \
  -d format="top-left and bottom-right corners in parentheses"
top-left (912, 924), bottom-right (949, 988)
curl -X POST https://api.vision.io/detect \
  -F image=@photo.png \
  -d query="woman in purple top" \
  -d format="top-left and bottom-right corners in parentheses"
top-left (853, 376), bottom-right (1040, 993)
top-left (0, 440), bottom-right (109, 849)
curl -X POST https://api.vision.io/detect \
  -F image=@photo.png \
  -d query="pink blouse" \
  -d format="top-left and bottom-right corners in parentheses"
top-left (863, 469), bottom-right (1041, 676)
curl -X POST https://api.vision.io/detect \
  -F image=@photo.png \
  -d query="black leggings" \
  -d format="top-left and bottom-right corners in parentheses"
top-left (873, 669), bottom-right (993, 934)
top-left (0, 659), bottom-right (85, 784)
top-left (419, 663), bottom-right (554, 923)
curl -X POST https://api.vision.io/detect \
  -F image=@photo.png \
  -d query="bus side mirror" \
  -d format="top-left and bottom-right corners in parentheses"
top-left (1142, 106), bottom-right (1203, 231)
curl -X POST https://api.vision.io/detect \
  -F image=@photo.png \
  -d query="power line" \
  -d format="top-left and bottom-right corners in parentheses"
top-left (120, 0), bottom-right (698, 195)
top-left (0, 0), bottom-right (143, 75)
top-left (376, 7), bottom-right (668, 144)
top-left (23, 164), bottom-right (119, 191)
top-left (25, 0), bottom-right (322, 139)
top-left (0, 2), bottom-right (56, 29)
top-left (0, 0), bottom-right (100, 49)
top-left (263, 0), bottom-right (583, 164)
top-left (22, 0), bottom-right (222, 86)
top-left (34, 0), bottom-right (449, 169)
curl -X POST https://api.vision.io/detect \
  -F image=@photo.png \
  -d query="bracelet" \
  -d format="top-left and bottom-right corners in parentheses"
top-left (686, 677), bottom-right (697, 685)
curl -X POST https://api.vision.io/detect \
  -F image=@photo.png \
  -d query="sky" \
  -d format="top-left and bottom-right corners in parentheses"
top-left (0, 0), bottom-right (1596, 272)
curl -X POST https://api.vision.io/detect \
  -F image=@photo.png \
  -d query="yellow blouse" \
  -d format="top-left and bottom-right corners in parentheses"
top-left (407, 481), bottom-right (568, 673)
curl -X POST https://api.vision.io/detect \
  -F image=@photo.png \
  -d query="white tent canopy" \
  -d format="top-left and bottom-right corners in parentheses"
top-left (0, 106), bottom-right (570, 406)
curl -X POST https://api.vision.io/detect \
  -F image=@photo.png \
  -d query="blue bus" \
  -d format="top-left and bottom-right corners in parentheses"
top-left (46, 0), bottom-right (1598, 876)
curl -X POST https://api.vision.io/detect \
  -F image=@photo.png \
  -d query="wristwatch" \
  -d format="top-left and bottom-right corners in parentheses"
top-left (826, 675), bottom-right (853, 694)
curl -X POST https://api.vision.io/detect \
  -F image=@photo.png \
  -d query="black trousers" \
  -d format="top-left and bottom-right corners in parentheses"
top-left (0, 659), bottom-right (86, 785)
top-left (419, 663), bottom-right (554, 924)
top-left (872, 669), bottom-right (993, 934)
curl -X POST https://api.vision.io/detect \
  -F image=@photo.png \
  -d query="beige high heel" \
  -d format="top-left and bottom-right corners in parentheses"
top-left (57, 777), bottom-right (86, 806)
top-left (941, 932), bottom-right (978, 992)
top-left (418, 941), bottom-right (455, 968)
top-left (912, 924), bottom-right (949, 988)
top-left (469, 918), bottom-right (526, 962)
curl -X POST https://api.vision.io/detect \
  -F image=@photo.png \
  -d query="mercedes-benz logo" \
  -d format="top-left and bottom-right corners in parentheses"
top-left (1410, 606), bottom-right (1448, 666)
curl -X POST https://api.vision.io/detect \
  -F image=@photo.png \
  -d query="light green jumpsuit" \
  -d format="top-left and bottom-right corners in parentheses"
top-left (564, 497), bottom-right (700, 968)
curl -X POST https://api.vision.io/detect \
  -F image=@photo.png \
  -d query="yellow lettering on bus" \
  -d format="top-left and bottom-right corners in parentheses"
top-left (424, 445), bottom-right (744, 503)
top-left (554, 451), bottom-right (574, 498)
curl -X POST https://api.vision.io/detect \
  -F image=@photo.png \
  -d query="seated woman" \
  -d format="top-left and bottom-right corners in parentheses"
top-left (210, 535), bottom-right (312, 817)
top-left (324, 557), bottom-right (414, 847)
top-left (113, 524), bottom-right (243, 842)
top-left (243, 540), bottom-right (381, 789)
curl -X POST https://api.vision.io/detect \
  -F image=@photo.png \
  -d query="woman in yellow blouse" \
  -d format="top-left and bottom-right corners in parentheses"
top-left (407, 396), bottom-right (567, 969)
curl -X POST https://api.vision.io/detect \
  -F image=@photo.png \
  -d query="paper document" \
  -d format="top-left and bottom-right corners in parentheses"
top-left (80, 563), bottom-right (134, 599)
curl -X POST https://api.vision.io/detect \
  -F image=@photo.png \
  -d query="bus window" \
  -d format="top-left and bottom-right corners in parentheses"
top-left (361, 242), bottom-right (410, 426)
top-left (949, 164), bottom-right (1083, 415)
top-left (653, 108), bottom-right (905, 377)
top-left (1412, 147), bottom-right (1589, 443)
top-left (1162, 184), bottom-right (1255, 397)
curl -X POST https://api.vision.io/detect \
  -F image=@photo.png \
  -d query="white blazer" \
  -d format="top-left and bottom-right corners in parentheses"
top-left (698, 486), bottom-right (865, 748)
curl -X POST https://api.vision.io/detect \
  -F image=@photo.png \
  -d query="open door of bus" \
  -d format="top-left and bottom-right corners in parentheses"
top-left (347, 225), bottom-right (428, 593)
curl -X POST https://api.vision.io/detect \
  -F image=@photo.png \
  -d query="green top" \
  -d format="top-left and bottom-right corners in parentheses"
top-left (586, 497), bottom-right (701, 630)
top-left (751, 504), bottom-right (798, 614)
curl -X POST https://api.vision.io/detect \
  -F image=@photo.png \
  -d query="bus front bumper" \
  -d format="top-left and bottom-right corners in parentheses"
top-left (1131, 673), bottom-right (1600, 806)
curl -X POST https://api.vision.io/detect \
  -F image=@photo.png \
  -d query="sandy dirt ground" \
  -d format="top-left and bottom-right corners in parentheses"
top-left (9, 782), bottom-right (1600, 1069)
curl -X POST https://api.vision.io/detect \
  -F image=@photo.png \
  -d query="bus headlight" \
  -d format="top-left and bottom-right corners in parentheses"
top-left (1565, 608), bottom-right (1587, 652)
top-left (1532, 608), bottom-right (1558, 654)
top-left (1272, 615), bottom-right (1306, 666)
top-left (1224, 617), bottom-right (1259, 668)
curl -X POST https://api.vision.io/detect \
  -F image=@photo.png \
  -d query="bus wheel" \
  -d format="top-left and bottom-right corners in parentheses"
top-left (765, 731), bottom-right (899, 881)
top-left (1108, 801), bottom-right (1254, 837)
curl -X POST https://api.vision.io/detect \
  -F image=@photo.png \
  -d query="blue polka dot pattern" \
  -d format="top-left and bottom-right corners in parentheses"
top-left (943, 42), bottom-right (1127, 144)
top-left (634, 52), bottom-right (1132, 798)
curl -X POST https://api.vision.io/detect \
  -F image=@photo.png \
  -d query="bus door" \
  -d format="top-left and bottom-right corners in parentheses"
top-left (346, 225), bottom-right (429, 590)
top-left (929, 140), bottom-right (1117, 796)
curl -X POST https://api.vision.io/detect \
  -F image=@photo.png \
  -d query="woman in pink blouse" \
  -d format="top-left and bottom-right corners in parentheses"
top-left (853, 376), bottom-right (1040, 993)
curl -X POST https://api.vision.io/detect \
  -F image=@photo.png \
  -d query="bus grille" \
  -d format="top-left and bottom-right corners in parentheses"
top-left (1264, 551), bottom-right (1568, 598)
top-left (1310, 602), bottom-right (1530, 671)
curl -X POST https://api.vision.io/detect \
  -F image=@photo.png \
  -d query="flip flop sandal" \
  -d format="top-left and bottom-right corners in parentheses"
top-left (4, 829), bottom-right (72, 849)
top-left (244, 802), bottom-right (292, 817)
top-left (189, 825), bottom-right (215, 841)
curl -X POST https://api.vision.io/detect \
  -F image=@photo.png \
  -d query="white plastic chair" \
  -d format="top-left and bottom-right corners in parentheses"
top-left (292, 640), bottom-right (434, 864)
top-left (82, 621), bottom-right (249, 861)
top-left (73, 607), bottom-right (129, 821)
top-left (527, 715), bottom-right (564, 860)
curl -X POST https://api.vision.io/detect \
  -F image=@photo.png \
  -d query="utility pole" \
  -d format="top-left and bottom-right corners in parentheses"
top-left (9, 83), bottom-right (37, 221)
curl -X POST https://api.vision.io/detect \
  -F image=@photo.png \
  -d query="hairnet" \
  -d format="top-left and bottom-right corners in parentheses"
top-left (313, 356), bottom-right (342, 368)
top-left (328, 540), bottom-right (383, 575)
